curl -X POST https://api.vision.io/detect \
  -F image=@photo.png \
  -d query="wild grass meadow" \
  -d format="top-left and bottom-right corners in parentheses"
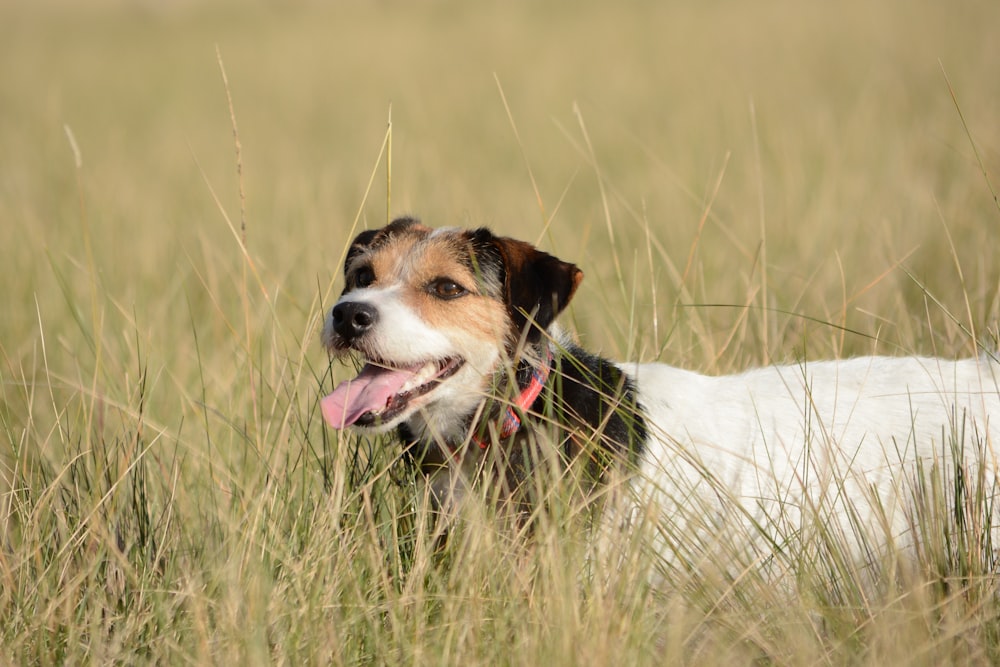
top-left (2, 0), bottom-right (1000, 663)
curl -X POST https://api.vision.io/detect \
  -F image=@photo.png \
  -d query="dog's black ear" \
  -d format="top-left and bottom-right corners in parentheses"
top-left (343, 217), bottom-right (425, 275)
top-left (477, 228), bottom-right (584, 343)
top-left (344, 229), bottom-right (380, 275)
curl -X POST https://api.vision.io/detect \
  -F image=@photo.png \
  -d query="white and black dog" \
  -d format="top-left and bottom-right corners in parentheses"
top-left (322, 217), bottom-right (1000, 557)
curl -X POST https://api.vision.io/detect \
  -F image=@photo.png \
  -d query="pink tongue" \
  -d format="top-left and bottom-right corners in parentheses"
top-left (321, 363), bottom-right (422, 428)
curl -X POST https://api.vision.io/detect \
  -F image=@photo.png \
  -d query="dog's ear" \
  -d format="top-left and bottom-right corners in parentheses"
top-left (344, 229), bottom-right (380, 275)
top-left (343, 217), bottom-right (425, 275)
top-left (474, 228), bottom-right (584, 343)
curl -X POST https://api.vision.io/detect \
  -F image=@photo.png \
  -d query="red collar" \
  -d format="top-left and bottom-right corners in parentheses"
top-left (471, 344), bottom-right (554, 450)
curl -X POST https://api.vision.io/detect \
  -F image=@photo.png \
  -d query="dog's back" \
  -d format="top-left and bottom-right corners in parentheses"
top-left (617, 355), bottom-right (1000, 564)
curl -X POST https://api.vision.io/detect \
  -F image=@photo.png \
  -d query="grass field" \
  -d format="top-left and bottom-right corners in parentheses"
top-left (2, 0), bottom-right (1000, 663)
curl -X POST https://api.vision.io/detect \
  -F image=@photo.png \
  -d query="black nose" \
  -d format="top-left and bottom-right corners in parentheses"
top-left (332, 301), bottom-right (378, 341)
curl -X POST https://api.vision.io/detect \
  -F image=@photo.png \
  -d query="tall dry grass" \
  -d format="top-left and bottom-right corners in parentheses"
top-left (2, 0), bottom-right (1000, 664)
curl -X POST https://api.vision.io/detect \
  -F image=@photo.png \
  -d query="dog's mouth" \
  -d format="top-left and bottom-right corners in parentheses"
top-left (321, 356), bottom-right (465, 429)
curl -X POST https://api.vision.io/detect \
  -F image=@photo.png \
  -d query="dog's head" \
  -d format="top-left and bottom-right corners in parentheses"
top-left (320, 217), bottom-right (582, 437)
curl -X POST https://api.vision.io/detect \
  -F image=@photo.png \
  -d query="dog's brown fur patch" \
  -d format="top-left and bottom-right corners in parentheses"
top-left (400, 236), bottom-right (510, 343)
top-left (345, 225), bottom-right (512, 349)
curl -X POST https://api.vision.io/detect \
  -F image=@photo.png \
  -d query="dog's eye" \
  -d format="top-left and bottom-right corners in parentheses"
top-left (428, 278), bottom-right (467, 300)
top-left (353, 267), bottom-right (375, 289)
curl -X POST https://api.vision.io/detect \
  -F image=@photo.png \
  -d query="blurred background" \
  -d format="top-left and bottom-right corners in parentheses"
top-left (3, 0), bottom-right (999, 369)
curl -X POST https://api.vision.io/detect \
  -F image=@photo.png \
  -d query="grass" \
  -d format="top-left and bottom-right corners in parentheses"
top-left (2, 0), bottom-right (1000, 663)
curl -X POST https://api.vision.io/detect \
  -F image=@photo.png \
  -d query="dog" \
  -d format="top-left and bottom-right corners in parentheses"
top-left (321, 217), bottom-right (1000, 564)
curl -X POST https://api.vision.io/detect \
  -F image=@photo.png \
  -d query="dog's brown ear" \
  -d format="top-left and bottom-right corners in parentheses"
top-left (477, 229), bottom-right (583, 343)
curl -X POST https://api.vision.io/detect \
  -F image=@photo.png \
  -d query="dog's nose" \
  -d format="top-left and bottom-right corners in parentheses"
top-left (332, 302), bottom-right (378, 341)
